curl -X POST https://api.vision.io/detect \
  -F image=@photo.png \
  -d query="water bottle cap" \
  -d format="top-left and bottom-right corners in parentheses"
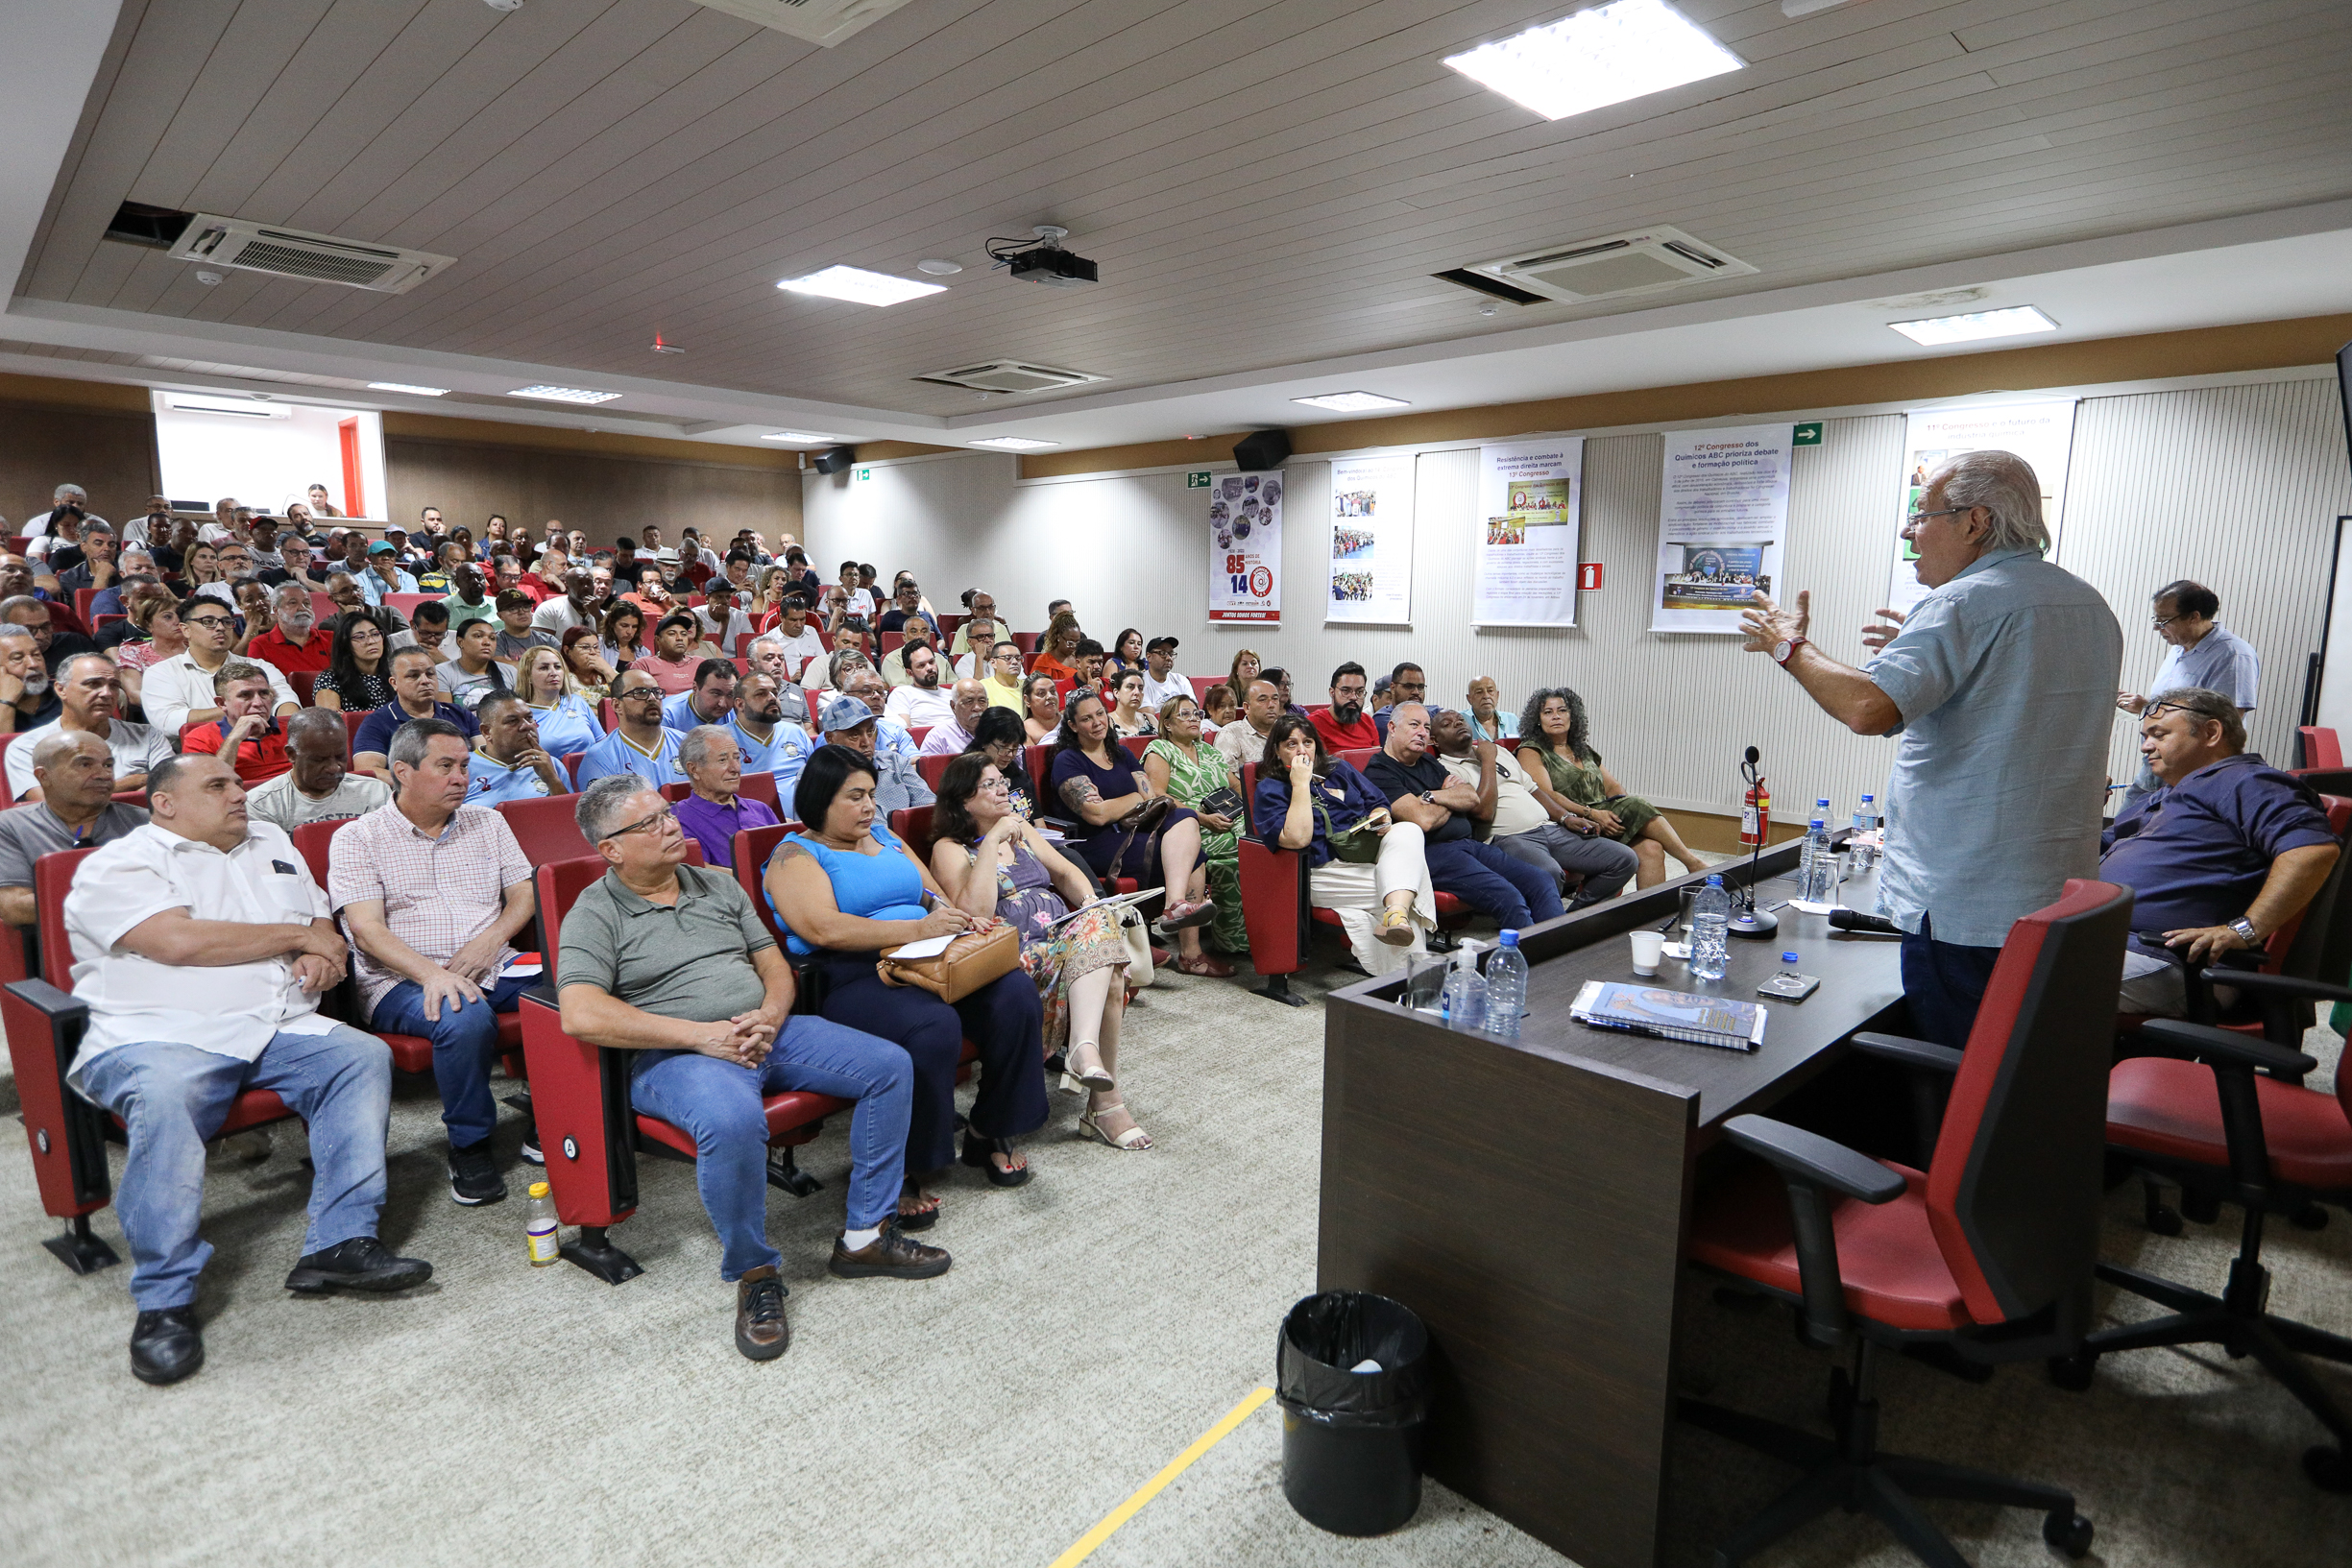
top-left (1498, 929), bottom-right (1519, 947)
top-left (1861, 794), bottom-right (1874, 803)
top-left (1782, 952), bottom-right (1800, 962)
top-left (1706, 873), bottom-right (1723, 886)
top-left (1809, 816), bottom-right (1825, 828)
top-left (528, 1181), bottom-right (550, 1197)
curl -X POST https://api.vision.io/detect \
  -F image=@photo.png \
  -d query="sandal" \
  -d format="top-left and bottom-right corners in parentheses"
top-left (1079, 1101), bottom-right (1152, 1150)
top-left (1063, 1040), bottom-right (1115, 1093)
top-left (896, 1182), bottom-right (940, 1231)
top-left (1173, 953), bottom-right (1235, 977)
top-left (1156, 898), bottom-right (1216, 932)
top-left (959, 1129), bottom-right (1032, 1187)
top-left (1374, 906), bottom-right (1416, 947)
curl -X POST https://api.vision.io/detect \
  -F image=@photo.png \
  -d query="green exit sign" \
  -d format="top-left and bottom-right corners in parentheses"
top-left (1187, 470), bottom-right (1212, 488)
top-left (855, 467), bottom-right (873, 482)
top-left (1791, 422), bottom-right (1823, 446)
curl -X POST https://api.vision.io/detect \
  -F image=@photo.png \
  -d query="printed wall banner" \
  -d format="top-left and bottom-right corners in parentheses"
top-left (1887, 399), bottom-right (2078, 611)
top-left (1325, 452), bottom-right (1416, 623)
top-left (1207, 469), bottom-right (1283, 623)
top-left (1651, 424), bottom-right (1792, 634)
top-left (1473, 436), bottom-right (1585, 627)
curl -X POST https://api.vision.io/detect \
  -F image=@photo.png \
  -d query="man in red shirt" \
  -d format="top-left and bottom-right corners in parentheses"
top-left (245, 582), bottom-right (332, 675)
top-left (1311, 661), bottom-right (1382, 753)
top-left (178, 663), bottom-right (291, 784)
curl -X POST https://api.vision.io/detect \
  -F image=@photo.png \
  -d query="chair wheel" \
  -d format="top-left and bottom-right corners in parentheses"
top-left (2042, 1510), bottom-right (2094, 1556)
top-left (2146, 1203), bottom-right (2183, 1237)
top-left (2304, 1444), bottom-right (2351, 1493)
top-left (2047, 1351), bottom-right (2097, 1392)
top-left (2290, 1201), bottom-right (2329, 1232)
top-left (2180, 1190), bottom-right (2222, 1225)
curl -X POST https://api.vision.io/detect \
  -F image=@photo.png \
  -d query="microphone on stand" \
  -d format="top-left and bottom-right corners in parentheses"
top-left (1729, 745), bottom-right (1779, 938)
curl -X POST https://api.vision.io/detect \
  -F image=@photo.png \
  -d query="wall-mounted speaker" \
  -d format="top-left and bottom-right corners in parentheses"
top-left (812, 445), bottom-right (857, 474)
top-left (1233, 428), bottom-right (1291, 471)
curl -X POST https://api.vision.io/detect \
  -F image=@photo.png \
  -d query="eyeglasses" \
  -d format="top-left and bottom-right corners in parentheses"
top-left (2150, 614), bottom-right (2180, 630)
top-left (1903, 505), bottom-right (1973, 528)
top-left (618, 686), bottom-right (665, 704)
top-left (182, 615), bottom-right (235, 630)
top-left (597, 805), bottom-right (679, 842)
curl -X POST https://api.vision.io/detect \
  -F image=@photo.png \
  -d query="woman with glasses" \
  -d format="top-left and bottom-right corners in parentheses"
top-left (559, 625), bottom-right (615, 701)
top-left (958, 706), bottom-right (1040, 821)
top-left (930, 754), bottom-right (1147, 1150)
top-left (1051, 690), bottom-right (1227, 977)
top-left (765, 745), bottom-right (1049, 1220)
top-left (1252, 714), bottom-right (1435, 974)
top-left (1515, 687), bottom-right (1706, 889)
top-left (1143, 693), bottom-right (1246, 955)
top-left (312, 612), bottom-right (397, 712)
top-left (1021, 671), bottom-right (1062, 743)
top-left (514, 645), bottom-right (600, 757)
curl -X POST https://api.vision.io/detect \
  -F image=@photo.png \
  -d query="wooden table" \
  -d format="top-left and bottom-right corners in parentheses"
top-left (1316, 844), bottom-right (1906, 1568)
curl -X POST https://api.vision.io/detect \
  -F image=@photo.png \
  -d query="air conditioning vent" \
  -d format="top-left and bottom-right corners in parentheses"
top-left (1454, 226), bottom-right (1756, 305)
top-left (691, 0), bottom-right (919, 48)
top-left (914, 360), bottom-right (1108, 395)
top-left (164, 214), bottom-right (452, 294)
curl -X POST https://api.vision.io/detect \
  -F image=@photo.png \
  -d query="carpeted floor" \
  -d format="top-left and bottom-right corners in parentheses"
top-left (3, 940), bottom-right (2349, 1568)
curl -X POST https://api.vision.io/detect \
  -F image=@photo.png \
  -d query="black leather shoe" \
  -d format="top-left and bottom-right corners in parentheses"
top-left (130, 1307), bottom-right (204, 1386)
top-left (735, 1266), bottom-right (789, 1361)
top-left (284, 1236), bottom-right (434, 1295)
top-left (449, 1140), bottom-right (506, 1206)
top-left (830, 1223), bottom-right (952, 1280)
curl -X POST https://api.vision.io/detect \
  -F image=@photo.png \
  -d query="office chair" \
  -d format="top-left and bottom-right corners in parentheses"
top-left (1682, 879), bottom-right (2130, 1566)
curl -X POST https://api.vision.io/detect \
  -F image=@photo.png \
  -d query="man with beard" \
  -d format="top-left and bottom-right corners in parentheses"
top-left (883, 642), bottom-right (956, 731)
top-left (742, 632), bottom-right (812, 731)
top-left (1312, 662), bottom-right (1382, 753)
top-left (3, 592), bottom-right (100, 678)
top-left (724, 671), bottom-right (811, 785)
top-left (247, 583), bottom-right (332, 675)
top-left (0, 624), bottom-right (58, 731)
top-left (1425, 706), bottom-right (1636, 909)
top-left (530, 567), bottom-right (602, 637)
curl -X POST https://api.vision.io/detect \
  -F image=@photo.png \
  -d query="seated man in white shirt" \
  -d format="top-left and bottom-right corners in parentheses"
top-left (692, 575), bottom-right (756, 653)
top-left (883, 642), bottom-right (958, 732)
top-left (761, 600), bottom-right (827, 688)
top-left (64, 753), bottom-right (432, 1386)
top-left (1139, 637), bottom-right (1191, 710)
top-left (8, 652), bottom-right (172, 802)
top-left (245, 709), bottom-right (392, 831)
top-left (141, 595), bottom-right (299, 736)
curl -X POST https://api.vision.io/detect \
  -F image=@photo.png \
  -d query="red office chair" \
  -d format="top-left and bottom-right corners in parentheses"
top-left (73, 587), bottom-right (98, 625)
top-left (2299, 725), bottom-right (2343, 770)
top-left (1679, 879), bottom-right (2129, 1566)
top-left (732, 822), bottom-right (797, 951)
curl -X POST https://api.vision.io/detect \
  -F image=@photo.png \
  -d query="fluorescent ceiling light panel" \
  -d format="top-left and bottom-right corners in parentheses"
top-left (1886, 305), bottom-right (2060, 346)
top-left (1443, 0), bottom-right (1743, 122)
top-left (1293, 391), bottom-right (1412, 413)
top-left (368, 381), bottom-right (449, 397)
top-left (508, 384), bottom-right (622, 404)
top-left (777, 265), bottom-right (945, 306)
top-left (762, 430), bottom-right (840, 443)
top-left (967, 437), bottom-right (1060, 451)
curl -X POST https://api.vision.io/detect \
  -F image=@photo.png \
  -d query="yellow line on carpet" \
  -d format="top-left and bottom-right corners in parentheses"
top-left (1046, 1386), bottom-right (1277, 1568)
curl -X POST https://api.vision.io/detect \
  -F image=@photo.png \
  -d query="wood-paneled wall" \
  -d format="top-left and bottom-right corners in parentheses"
top-left (0, 392), bottom-right (157, 533)
top-left (383, 434), bottom-right (801, 546)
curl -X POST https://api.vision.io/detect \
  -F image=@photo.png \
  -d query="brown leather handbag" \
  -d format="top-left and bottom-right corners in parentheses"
top-left (877, 924), bottom-right (1021, 1002)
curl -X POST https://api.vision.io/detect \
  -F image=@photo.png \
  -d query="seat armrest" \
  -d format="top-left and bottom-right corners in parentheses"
top-left (1723, 1114), bottom-right (1905, 1203)
top-left (2201, 970), bottom-right (2352, 1007)
top-left (1849, 1032), bottom-right (1964, 1074)
top-left (2138, 1018), bottom-right (2317, 1077)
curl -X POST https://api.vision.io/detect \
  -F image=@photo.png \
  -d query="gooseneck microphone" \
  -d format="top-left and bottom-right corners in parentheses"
top-left (1729, 746), bottom-right (1779, 938)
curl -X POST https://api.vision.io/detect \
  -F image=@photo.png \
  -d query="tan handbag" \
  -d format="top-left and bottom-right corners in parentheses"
top-left (877, 923), bottom-right (1021, 1002)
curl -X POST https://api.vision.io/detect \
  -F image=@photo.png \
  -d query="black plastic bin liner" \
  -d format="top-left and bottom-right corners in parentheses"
top-left (1276, 1291), bottom-right (1430, 1536)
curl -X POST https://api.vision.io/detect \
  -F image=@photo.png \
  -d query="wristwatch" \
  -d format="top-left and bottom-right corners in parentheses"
top-left (2229, 916), bottom-right (2260, 945)
top-left (1773, 636), bottom-right (1809, 666)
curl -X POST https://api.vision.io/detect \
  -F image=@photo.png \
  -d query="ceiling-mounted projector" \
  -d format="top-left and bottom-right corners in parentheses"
top-left (991, 226), bottom-right (1098, 289)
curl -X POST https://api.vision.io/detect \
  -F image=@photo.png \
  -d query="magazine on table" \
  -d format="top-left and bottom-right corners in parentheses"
top-left (1570, 981), bottom-right (1766, 1052)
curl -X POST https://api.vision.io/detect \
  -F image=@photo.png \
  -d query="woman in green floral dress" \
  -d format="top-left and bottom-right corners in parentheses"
top-left (1142, 693), bottom-right (1249, 954)
top-left (1515, 686), bottom-right (1709, 889)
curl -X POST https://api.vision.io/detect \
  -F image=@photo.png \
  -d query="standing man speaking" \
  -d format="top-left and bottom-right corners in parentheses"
top-left (1737, 450), bottom-right (2122, 1049)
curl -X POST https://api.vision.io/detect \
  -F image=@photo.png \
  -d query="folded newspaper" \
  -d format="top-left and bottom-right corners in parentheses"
top-left (1570, 980), bottom-right (1766, 1052)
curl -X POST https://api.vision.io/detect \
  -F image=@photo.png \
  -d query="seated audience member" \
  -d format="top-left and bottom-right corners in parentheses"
top-left (1021, 672), bottom-right (1062, 744)
top-left (982, 639), bottom-right (1027, 711)
top-left (275, 536), bottom-right (325, 592)
top-left (532, 568), bottom-right (602, 637)
top-left (229, 579), bottom-right (280, 661)
top-left (1107, 669), bottom-right (1157, 737)
top-left (1260, 665), bottom-right (1308, 719)
top-left (960, 706), bottom-right (1042, 821)
top-left (675, 725), bottom-right (780, 865)
top-left (178, 663), bottom-right (293, 784)
top-left (1214, 677), bottom-right (1285, 770)
top-left (931, 753), bottom-right (1146, 1149)
top-left (1140, 637), bottom-right (1189, 710)
top-left (829, 560), bottom-right (877, 624)
top-left (726, 671), bottom-right (809, 783)
top-left (513, 645), bottom-right (601, 758)
top-left (112, 588), bottom-right (185, 684)
top-left (762, 594), bottom-right (827, 679)
top-left (245, 583), bottom-right (331, 675)
top-left (436, 616), bottom-right (511, 711)
top-left (1143, 693), bottom-right (1247, 954)
top-left (663, 658), bottom-right (738, 736)
top-left (0, 733), bottom-right (150, 923)
top-left (743, 631), bottom-right (813, 722)
top-left (359, 543), bottom-right (419, 604)
top-left (1070, 639), bottom-right (1108, 695)
top-left (245, 709), bottom-right (391, 831)
top-left (442, 564), bottom-right (497, 634)
top-left (179, 543), bottom-right (232, 608)
top-left (1370, 662), bottom-right (1426, 740)
top-left (1427, 707), bottom-right (1634, 909)
top-left (0, 625), bottom-right (57, 732)
top-left (576, 668), bottom-right (688, 788)
top-left (331, 719), bottom-right (538, 1205)
top-left (8, 653), bottom-right (169, 801)
top-left (1252, 715), bottom-right (1435, 973)
top-left (879, 616), bottom-right (935, 688)
top-left (1224, 648), bottom-right (1261, 703)
top-left (465, 691), bottom-right (566, 803)
top-left (352, 647), bottom-right (480, 783)
top-left (8, 591), bottom-right (104, 681)
top-left (920, 678), bottom-right (990, 757)
top-left (2100, 688), bottom-right (2341, 1015)
top-left (693, 576), bottom-right (756, 653)
top-left (1312, 663), bottom-right (1381, 752)
top-left (765, 745), bottom-right (1048, 1214)
top-left (636, 612), bottom-right (708, 695)
top-left (51, 522), bottom-right (118, 597)
top-left (949, 610), bottom-right (1000, 679)
top-left (1366, 704), bottom-right (1564, 932)
top-left (947, 591), bottom-right (999, 662)
top-left (1515, 687), bottom-right (1707, 888)
top-left (1031, 612), bottom-right (1082, 683)
top-left (92, 570), bottom-right (160, 642)
top-left (876, 577), bottom-right (928, 635)
top-left (1465, 675), bottom-right (1518, 743)
top-left (312, 610), bottom-right (398, 712)
top-left (561, 625), bottom-right (615, 700)
top-left (885, 642), bottom-right (958, 731)
top-left (1103, 629), bottom-right (1144, 681)
top-left (67, 753), bottom-right (430, 1385)
top-left (400, 598), bottom-right (453, 661)
top-left (846, 668), bottom-right (918, 767)
top-left (819, 693), bottom-right (933, 814)
top-left (494, 589), bottom-right (559, 663)
top-left (1051, 690), bottom-right (1226, 976)
top-left (1200, 681), bottom-right (1236, 736)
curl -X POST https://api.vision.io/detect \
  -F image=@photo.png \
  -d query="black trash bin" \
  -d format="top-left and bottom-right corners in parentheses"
top-left (1276, 1291), bottom-right (1430, 1536)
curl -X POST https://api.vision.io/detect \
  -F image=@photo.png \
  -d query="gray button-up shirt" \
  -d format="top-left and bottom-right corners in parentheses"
top-left (1865, 547), bottom-right (2123, 948)
top-left (2148, 621), bottom-right (2260, 710)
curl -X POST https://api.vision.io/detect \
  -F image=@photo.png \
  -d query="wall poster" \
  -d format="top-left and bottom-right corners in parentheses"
top-left (1325, 452), bottom-right (1415, 623)
top-left (1473, 436), bottom-right (1585, 627)
top-left (1207, 470), bottom-right (1283, 623)
top-left (1887, 399), bottom-right (2079, 612)
top-left (1650, 424), bottom-right (1791, 633)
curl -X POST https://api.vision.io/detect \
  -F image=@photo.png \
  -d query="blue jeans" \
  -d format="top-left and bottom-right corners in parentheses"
top-left (629, 1016), bottom-right (913, 1280)
top-left (76, 1026), bottom-right (394, 1310)
top-left (370, 972), bottom-right (533, 1148)
top-left (1423, 837), bottom-right (1566, 929)
top-left (1899, 911), bottom-right (2005, 1052)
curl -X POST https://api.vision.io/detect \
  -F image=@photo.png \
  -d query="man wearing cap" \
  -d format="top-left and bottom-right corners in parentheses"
top-left (820, 693), bottom-right (934, 815)
top-left (575, 668), bottom-right (687, 789)
top-left (357, 543), bottom-right (418, 607)
top-left (1139, 637), bottom-right (1189, 710)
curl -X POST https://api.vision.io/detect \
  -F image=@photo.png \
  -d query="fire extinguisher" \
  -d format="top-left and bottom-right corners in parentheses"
top-left (1741, 775), bottom-right (1770, 847)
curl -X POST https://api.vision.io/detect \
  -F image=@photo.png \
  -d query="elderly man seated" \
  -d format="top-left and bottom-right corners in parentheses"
top-left (558, 776), bottom-right (945, 1360)
top-left (2101, 687), bottom-right (2341, 1015)
top-left (178, 662), bottom-right (293, 784)
top-left (917, 678), bottom-right (990, 758)
top-left (64, 754), bottom-right (431, 1385)
top-left (1425, 707), bottom-right (1636, 909)
top-left (246, 709), bottom-right (391, 831)
top-left (818, 693), bottom-right (934, 815)
top-left (0, 732), bottom-right (150, 925)
top-left (1363, 702), bottom-right (1564, 933)
top-left (466, 691), bottom-right (567, 803)
top-left (676, 725), bottom-right (780, 865)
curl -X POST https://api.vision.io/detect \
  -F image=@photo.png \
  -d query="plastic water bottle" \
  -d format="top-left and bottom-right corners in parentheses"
top-left (525, 1181), bottom-right (560, 1267)
top-left (1483, 930), bottom-right (1528, 1038)
top-left (1440, 946), bottom-right (1489, 1033)
top-left (1850, 794), bottom-right (1879, 875)
top-left (1690, 875), bottom-right (1731, 981)
top-left (1799, 809), bottom-right (1835, 904)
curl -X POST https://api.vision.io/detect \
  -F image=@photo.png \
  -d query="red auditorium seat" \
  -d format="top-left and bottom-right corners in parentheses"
top-left (738, 771), bottom-right (779, 812)
top-left (562, 751), bottom-right (586, 786)
top-left (287, 670), bottom-right (318, 706)
top-left (2300, 725), bottom-right (2343, 770)
top-left (916, 752), bottom-right (956, 792)
top-left (1119, 735), bottom-right (1152, 760)
top-left (496, 794), bottom-right (592, 865)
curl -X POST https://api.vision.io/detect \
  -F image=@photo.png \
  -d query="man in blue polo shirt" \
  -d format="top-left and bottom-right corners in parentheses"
top-left (575, 667), bottom-right (686, 789)
top-left (661, 659), bottom-right (737, 736)
top-left (352, 646), bottom-right (478, 783)
top-left (726, 671), bottom-right (810, 785)
top-left (2101, 687), bottom-right (2340, 1016)
top-left (466, 692), bottom-right (566, 804)
top-left (2115, 579), bottom-right (2261, 806)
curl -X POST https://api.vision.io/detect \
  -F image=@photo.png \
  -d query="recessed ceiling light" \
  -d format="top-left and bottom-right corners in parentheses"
top-left (776, 265), bottom-right (946, 306)
top-left (508, 384), bottom-right (622, 404)
top-left (761, 430), bottom-right (840, 443)
top-left (1443, 0), bottom-right (1744, 122)
top-left (1293, 391), bottom-right (1412, 413)
top-left (968, 437), bottom-right (1060, 451)
top-left (1887, 305), bottom-right (2059, 347)
top-left (368, 381), bottom-right (449, 397)
top-left (915, 259), bottom-right (963, 276)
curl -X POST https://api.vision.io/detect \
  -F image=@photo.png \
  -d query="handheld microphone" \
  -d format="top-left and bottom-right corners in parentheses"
top-left (1828, 909), bottom-right (1903, 936)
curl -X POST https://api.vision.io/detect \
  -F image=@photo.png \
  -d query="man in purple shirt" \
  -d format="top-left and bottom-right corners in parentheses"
top-left (917, 679), bottom-right (990, 758)
top-left (675, 725), bottom-right (779, 868)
